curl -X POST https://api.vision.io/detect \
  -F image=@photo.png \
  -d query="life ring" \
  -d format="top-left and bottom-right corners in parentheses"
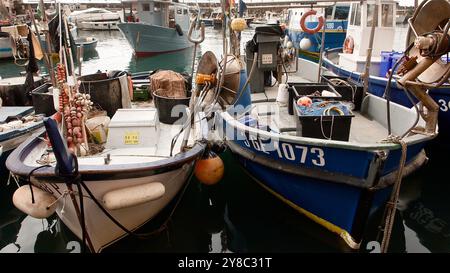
top-left (300, 10), bottom-right (324, 34)
top-left (343, 36), bottom-right (354, 54)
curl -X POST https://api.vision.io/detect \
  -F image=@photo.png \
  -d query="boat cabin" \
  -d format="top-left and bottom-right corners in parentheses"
top-left (287, 4), bottom-right (350, 31)
top-left (122, 0), bottom-right (190, 32)
top-left (338, 0), bottom-right (396, 75)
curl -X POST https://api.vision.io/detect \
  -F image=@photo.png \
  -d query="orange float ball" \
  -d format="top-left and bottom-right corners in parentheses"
top-left (194, 153), bottom-right (224, 185)
top-left (297, 96), bottom-right (312, 107)
top-left (52, 112), bottom-right (63, 123)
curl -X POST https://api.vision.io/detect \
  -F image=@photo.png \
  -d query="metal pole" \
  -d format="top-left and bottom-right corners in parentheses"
top-left (317, 9), bottom-right (326, 82)
top-left (362, 2), bottom-right (378, 98)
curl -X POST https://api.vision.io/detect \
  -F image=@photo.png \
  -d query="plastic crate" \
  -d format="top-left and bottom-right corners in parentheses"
top-left (31, 83), bottom-right (57, 117)
top-left (287, 82), bottom-right (342, 115)
top-left (379, 51), bottom-right (393, 77)
top-left (320, 75), bottom-right (364, 111)
top-left (294, 102), bottom-right (354, 141)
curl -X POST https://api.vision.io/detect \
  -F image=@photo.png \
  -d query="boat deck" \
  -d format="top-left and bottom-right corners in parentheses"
top-left (250, 75), bottom-right (390, 144)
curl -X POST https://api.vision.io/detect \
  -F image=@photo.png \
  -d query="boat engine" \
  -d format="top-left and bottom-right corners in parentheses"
top-left (245, 24), bottom-right (298, 93)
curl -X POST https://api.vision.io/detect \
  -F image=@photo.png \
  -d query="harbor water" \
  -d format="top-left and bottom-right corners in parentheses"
top-left (0, 26), bottom-right (449, 253)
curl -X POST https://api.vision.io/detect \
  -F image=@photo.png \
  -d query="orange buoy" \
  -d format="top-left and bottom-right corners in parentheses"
top-left (300, 10), bottom-right (324, 35)
top-left (343, 35), bottom-right (354, 54)
top-left (297, 96), bottom-right (312, 107)
top-left (194, 151), bottom-right (224, 185)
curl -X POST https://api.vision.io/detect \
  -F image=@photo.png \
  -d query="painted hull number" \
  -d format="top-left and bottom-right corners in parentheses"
top-left (242, 134), bottom-right (325, 167)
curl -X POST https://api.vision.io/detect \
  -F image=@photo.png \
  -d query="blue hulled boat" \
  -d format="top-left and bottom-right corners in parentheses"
top-left (118, 0), bottom-right (192, 57)
top-left (320, 0), bottom-right (450, 152)
top-left (214, 0), bottom-right (446, 245)
top-left (286, 4), bottom-right (350, 62)
top-left (217, 55), bottom-right (436, 249)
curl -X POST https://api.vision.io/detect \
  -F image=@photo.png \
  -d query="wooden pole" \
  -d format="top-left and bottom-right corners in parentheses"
top-left (362, 2), bottom-right (378, 98)
top-left (317, 9), bottom-right (326, 82)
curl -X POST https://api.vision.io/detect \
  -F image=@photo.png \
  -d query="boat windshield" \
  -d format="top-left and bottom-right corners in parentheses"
top-left (325, 5), bottom-right (350, 21)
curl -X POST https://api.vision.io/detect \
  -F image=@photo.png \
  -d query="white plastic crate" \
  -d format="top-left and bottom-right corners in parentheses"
top-left (105, 108), bottom-right (160, 149)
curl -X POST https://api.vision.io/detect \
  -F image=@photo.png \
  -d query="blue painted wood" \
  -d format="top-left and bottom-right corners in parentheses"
top-left (323, 55), bottom-right (450, 151)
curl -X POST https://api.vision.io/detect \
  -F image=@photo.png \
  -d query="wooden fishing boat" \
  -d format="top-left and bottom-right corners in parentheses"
top-left (320, 0), bottom-right (450, 153)
top-left (213, 0), bottom-right (447, 247)
top-left (6, 107), bottom-right (208, 252)
top-left (217, 56), bottom-right (435, 249)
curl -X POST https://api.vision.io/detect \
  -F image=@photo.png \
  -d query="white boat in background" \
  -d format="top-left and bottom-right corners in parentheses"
top-left (0, 32), bottom-right (13, 60)
top-left (77, 20), bottom-right (120, 30)
top-left (68, 8), bottom-right (121, 30)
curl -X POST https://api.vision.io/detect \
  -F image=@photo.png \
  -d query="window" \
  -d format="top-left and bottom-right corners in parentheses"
top-left (335, 6), bottom-right (350, 20)
top-left (177, 8), bottom-right (182, 15)
top-left (154, 2), bottom-right (161, 12)
top-left (325, 7), bottom-right (333, 20)
top-left (142, 4), bottom-right (150, 12)
top-left (381, 4), bottom-right (393, 27)
top-left (183, 9), bottom-right (188, 15)
top-left (367, 4), bottom-right (379, 27)
top-left (350, 3), bottom-right (361, 26)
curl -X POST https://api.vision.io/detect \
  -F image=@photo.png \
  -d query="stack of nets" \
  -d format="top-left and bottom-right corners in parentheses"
top-left (150, 70), bottom-right (186, 98)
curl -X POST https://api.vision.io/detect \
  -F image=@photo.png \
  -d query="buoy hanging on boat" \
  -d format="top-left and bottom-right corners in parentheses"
top-left (13, 185), bottom-right (57, 219)
top-left (102, 182), bottom-right (165, 210)
top-left (231, 18), bottom-right (247, 32)
top-left (299, 38), bottom-right (312, 50)
top-left (195, 150), bottom-right (224, 185)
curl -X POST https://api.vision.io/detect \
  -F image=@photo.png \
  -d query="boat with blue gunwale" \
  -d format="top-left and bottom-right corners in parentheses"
top-left (217, 58), bottom-right (434, 248)
top-left (214, 0), bottom-right (445, 246)
top-left (321, 0), bottom-right (450, 153)
top-left (286, 3), bottom-right (350, 62)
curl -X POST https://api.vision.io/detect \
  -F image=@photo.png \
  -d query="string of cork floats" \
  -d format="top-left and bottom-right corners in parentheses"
top-left (55, 63), bottom-right (92, 155)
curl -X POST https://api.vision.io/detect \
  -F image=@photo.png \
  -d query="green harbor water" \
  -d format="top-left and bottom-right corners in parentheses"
top-left (0, 27), bottom-right (449, 253)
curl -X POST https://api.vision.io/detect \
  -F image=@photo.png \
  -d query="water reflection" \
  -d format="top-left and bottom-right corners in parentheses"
top-left (399, 160), bottom-right (450, 253)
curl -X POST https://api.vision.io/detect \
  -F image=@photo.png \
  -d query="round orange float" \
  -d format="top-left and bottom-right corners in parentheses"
top-left (194, 151), bottom-right (224, 185)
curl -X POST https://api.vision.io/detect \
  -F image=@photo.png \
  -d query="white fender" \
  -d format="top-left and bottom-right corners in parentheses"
top-left (102, 182), bottom-right (165, 210)
top-left (13, 185), bottom-right (57, 219)
top-left (299, 38), bottom-right (312, 51)
top-left (276, 84), bottom-right (289, 106)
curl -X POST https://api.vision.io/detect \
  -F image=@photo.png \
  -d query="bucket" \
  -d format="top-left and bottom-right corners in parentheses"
top-left (85, 115), bottom-right (110, 144)
top-left (152, 91), bottom-right (191, 124)
top-left (78, 72), bottom-right (127, 117)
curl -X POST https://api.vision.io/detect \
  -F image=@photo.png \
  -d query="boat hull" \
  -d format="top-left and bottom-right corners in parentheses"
top-left (117, 23), bottom-right (192, 57)
top-left (322, 49), bottom-right (450, 151)
top-left (217, 92), bottom-right (432, 248)
top-left (0, 36), bottom-right (13, 59)
top-left (32, 163), bottom-right (193, 252)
